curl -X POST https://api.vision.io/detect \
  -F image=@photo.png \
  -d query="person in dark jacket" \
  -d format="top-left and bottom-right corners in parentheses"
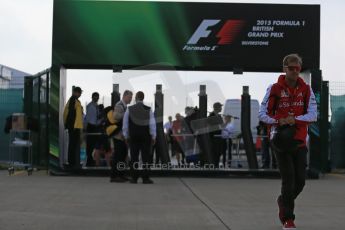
top-left (208, 102), bottom-right (225, 167)
top-left (110, 90), bottom-right (133, 182)
top-left (122, 91), bottom-right (156, 184)
top-left (63, 86), bottom-right (83, 169)
top-left (259, 54), bottom-right (317, 230)
top-left (85, 92), bottom-right (102, 167)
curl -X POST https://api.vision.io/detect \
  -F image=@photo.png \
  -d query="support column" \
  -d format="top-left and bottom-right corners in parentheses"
top-left (111, 84), bottom-right (120, 107)
top-left (154, 84), bottom-right (170, 164)
top-left (320, 80), bottom-right (330, 172)
top-left (309, 70), bottom-right (322, 177)
top-left (24, 77), bottom-right (33, 117)
top-left (198, 85), bottom-right (213, 165)
top-left (241, 86), bottom-right (258, 169)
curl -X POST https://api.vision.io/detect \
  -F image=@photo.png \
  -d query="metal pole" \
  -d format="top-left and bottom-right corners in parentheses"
top-left (320, 80), bottom-right (330, 172)
top-left (309, 69), bottom-right (322, 177)
top-left (198, 85), bottom-right (213, 165)
top-left (241, 86), bottom-right (258, 169)
top-left (111, 84), bottom-right (120, 107)
top-left (154, 84), bottom-right (170, 164)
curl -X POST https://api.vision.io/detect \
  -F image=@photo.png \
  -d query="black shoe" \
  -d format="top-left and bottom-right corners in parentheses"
top-left (110, 177), bottom-right (127, 183)
top-left (63, 163), bottom-right (71, 170)
top-left (120, 176), bottom-right (129, 181)
top-left (142, 178), bottom-right (154, 184)
top-left (63, 163), bottom-right (82, 170)
top-left (73, 165), bottom-right (82, 170)
top-left (129, 178), bottom-right (138, 184)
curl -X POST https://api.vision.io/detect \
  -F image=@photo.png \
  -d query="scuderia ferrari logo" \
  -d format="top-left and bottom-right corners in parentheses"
top-left (183, 19), bottom-right (245, 51)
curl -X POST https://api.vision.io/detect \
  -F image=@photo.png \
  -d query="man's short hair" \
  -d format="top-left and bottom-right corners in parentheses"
top-left (123, 90), bottom-right (133, 97)
top-left (283, 53), bottom-right (302, 66)
top-left (73, 86), bottom-right (82, 93)
top-left (213, 102), bottom-right (223, 109)
top-left (92, 92), bottom-right (99, 98)
top-left (136, 91), bottom-right (144, 101)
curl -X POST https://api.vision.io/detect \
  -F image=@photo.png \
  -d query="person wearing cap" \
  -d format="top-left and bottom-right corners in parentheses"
top-left (208, 102), bottom-right (225, 167)
top-left (63, 86), bottom-right (84, 169)
top-left (258, 54), bottom-right (317, 230)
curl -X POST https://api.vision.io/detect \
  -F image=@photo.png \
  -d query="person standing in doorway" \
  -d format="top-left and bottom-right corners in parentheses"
top-left (164, 116), bottom-right (173, 158)
top-left (123, 91), bottom-right (156, 184)
top-left (85, 92), bottom-right (102, 167)
top-left (110, 90), bottom-right (133, 182)
top-left (63, 86), bottom-right (84, 169)
top-left (208, 102), bottom-right (225, 167)
top-left (259, 54), bottom-right (317, 229)
top-left (171, 113), bottom-right (185, 166)
top-left (221, 115), bottom-right (235, 167)
top-left (257, 121), bottom-right (271, 169)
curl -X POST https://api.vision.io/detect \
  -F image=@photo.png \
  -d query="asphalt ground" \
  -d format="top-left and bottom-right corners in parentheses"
top-left (0, 170), bottom-right (344, 230)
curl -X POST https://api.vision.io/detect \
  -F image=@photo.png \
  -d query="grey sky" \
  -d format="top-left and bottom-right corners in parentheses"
top-left (0, 0), bottom-right (344, 117)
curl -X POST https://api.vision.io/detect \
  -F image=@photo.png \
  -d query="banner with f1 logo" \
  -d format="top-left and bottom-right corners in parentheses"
top-left (53, 1), bottom-right (320, 72)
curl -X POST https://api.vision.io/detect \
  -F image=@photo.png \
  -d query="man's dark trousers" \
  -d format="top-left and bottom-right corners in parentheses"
top-left (211, 137), bottom-right (224, 167)
top-left (275, 146), bottom-right (307, 221)
top-left (111, 138), bottom-right (128, 178)
top-left (68, 128), bottom-right (81, 168)
top-left (86, 123), bottom-right (99, 166)
top-left (129, 136), bottom-right (152, 180)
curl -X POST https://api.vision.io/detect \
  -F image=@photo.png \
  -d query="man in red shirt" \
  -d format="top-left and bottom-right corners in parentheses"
top-left (259, 54), bottom-right (317, 230)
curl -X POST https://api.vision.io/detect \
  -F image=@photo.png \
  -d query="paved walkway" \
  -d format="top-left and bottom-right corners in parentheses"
top-left (0, 171), bottom-right (344, 230)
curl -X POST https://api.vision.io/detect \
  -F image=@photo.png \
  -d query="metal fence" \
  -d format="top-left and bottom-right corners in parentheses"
top-left (329, 82), bottom-right (345, 169)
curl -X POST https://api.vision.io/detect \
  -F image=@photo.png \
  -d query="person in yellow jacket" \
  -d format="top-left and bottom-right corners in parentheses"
top-left (63, 86), bottom-right (83, 169)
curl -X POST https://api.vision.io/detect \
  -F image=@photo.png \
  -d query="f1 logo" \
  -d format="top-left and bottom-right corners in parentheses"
top-left (187, 20), bottom-right (220, 44)
top-left (187, 19), bottom-right (245, 45)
